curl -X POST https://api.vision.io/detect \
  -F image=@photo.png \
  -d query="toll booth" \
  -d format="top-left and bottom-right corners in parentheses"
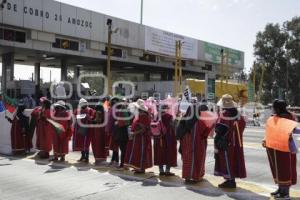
top-left (6, 80), bottom-right (35, 99)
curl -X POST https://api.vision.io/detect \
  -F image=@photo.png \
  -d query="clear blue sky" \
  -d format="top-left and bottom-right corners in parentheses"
top-left (2, 0), bottom-right (300, 80)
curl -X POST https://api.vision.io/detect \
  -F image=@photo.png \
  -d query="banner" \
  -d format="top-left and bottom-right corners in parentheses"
top-left (145, 27), bottom-right (198, 60)
top-left (204, 42), bottom-right (243, 66)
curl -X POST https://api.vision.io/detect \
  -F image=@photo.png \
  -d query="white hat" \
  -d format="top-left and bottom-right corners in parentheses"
top-left (54, 100), bottom-right (66, 109)
top-left (218, 94), bottom-right (237, 109)
top-left (79, 98), bottom-right (88, 106)
top-left (133, 99), bottom-right (148, 112)
top-left (148, 97), bottom-right (155, 102)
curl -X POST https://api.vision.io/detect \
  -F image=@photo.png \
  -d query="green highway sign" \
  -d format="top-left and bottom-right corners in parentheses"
top-left (204, 42), bottom-right (243, 66)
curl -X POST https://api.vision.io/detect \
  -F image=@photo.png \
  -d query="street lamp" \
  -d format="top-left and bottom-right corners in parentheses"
top-left (140, 0), bottom-right (144, 24)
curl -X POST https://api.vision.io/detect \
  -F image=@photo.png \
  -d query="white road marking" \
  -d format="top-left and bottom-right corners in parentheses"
top-left (244, 130), bottom-right (265, 133)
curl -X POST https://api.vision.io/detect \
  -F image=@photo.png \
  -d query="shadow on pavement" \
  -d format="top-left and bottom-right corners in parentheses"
top-left (186, 184), bottom-right (269, 200)
top-left (3, 153), bottom-right (296, 199)
top-left (44, 163), bottom-right (70, 174)
top-left (0, 163), bottom-right (12, 166)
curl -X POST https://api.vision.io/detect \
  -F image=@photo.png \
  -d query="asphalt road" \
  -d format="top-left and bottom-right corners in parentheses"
top-left (177, 126), bottom-right (300, 190)
top-left (213, 126), bottom-right (300, 190)
top-left (0, 126), bottom-right (300, 200)
top-left (0, 156), bottom-right (263, 200)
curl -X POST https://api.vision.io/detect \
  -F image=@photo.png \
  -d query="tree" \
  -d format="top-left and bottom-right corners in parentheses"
top-left (251, 17), bottom-right (300, 105)
top-left (284, 17), bottom-right (300, 105)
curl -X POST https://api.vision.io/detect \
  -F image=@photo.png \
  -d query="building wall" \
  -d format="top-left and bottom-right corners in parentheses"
top-left (0, 0), bottom-right (244, 73)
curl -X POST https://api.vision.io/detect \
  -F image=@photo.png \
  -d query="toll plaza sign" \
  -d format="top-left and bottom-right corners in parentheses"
top-left (145, 27), bottom-right (198, 60)
top-left (204, 42), bottom-right (244, 66)
top-left (0, 0), bottom-right (103, 41)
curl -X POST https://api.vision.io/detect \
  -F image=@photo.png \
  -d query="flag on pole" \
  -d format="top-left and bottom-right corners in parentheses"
top-left (183, 86), bottom-right (192, 102)
top-left (47, 119), bottom-right (65, 135)
top-left (179, 86), bottom-right (192, 113)
top-left (3, 94), bottom-right (17, 113)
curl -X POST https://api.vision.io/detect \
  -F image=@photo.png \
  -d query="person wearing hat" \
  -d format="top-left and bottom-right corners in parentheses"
top-left (90, 102), bottom-right (107, 165)
top-left (153, 104), bottom-right (177, 176)
top-left (73, 98), bottom-right (95, 163)
top-left (31, 97), bottom-right (53, 159)
top-left (6, 100), bottom-right (31, 155)
top-left (51, 101), bottom-right (72, 162)
top-left (105, 97), bottom-right (121, 166)
top-left (263, 99), bottom-right (299, 199)
top-left (124, 99), bottom-right (153, 174)
top-left (30, 97), bottom-right (47, 150)
top-left (214, 94), bottom-right (246, 188)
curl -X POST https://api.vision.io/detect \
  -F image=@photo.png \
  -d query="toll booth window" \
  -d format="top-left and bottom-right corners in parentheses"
top-left (140, 53), bottom-right (156, 62)
top-left (15, 31), bottom-right (26, 43)
top-left (202, 64), bottom-right (212, 71)
top-left (52, 38), bottom-right (79, 51)
top-left (4, 29), bottom-right (15, 41)
top-left (102, 47), bottom-right (123, 58)
top-left (0, 28), bottom-right (3, 40)
top-left (53, 39), bottom-right (60, 48)
top-left (0, 28), bottom-right (26, 43)
top-left (69, 41), bottom-right (79, 51)
top-left (172, 60), bottom-right (186, 67)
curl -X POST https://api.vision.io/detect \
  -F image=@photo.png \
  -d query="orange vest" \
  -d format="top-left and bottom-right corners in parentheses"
top-left (265, 116), bottom-right (298, 152)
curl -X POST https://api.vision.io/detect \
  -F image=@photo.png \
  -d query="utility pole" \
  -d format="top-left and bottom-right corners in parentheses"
top-left (140, 0), bottom-right (144, 24)
top-left (258, 63), bottom-right (265, 103)
top-left (286, 58), bottom-right (289, 100)
top-left (174, 40), bottom-right (182, 97)
top-left (106, 19), bottom-right (113, 95)
top-left (225, 49), bottom-right (229, 86)
top-left (253, 62), bottom-right (256, 103)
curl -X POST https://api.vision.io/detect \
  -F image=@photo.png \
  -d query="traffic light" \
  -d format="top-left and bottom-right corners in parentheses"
top-left (52, 38), bottom-right (79, 51)
top-left (62, 40), bottom-right (70, 49)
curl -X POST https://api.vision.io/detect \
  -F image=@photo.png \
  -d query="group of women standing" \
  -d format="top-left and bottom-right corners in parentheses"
top-left (5, 93), bottom-right (299, 200)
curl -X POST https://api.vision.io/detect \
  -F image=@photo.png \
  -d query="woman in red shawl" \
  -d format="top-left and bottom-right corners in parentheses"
top-left (263, 100), bottom-right (298, 199)
top-left (177, 103), bottom-right (215, 183)
top-left (124, 99), bottom-right (153, 174)
top-left (153, 105), bottom-right (177, 176)
top-left (214, 94), bottom-right (246, 189)
top-left (90, 103), bottom-right (107, 165)
top-left (35, 98), bottom-right (53, 159)
top-left (51, 101), bottom-right (72, 162)
top-left (6, 101), bottom-right (31, 155)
